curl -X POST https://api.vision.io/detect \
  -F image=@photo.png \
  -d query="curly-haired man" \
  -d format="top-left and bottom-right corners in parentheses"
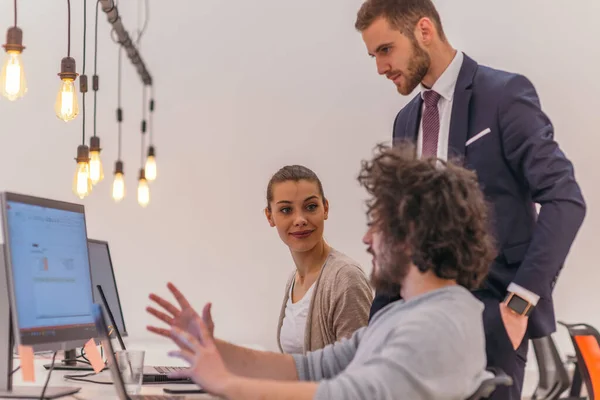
top-left (146, 143), bottom-right (497, 400)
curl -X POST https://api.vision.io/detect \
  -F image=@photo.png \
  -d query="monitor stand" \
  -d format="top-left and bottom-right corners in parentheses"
top-left (43, 349), bottom-right (94, 371)
top-left (0, 247), bottom-right (81, 399)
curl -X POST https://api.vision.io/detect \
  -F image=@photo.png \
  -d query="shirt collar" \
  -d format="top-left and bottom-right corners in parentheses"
top-left (420, 50), bottom-right (464, 101)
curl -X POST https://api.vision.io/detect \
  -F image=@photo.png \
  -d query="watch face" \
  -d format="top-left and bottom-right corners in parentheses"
top-left (508, 295), bottom-right (529, 314)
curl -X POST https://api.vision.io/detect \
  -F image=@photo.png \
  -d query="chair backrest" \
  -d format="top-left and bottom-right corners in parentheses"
top-left (466, 368), bottom-right (513, 400)
top-left (531, 335), bottom-right (571, 400)
top-left (560, 322), bottom-right (600, 400)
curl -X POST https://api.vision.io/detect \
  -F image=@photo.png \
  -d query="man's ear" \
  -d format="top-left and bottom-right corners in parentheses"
top-left (265, 207), bottom-right (275, 227)
top-left (414, 17), bottom-right (436, 46)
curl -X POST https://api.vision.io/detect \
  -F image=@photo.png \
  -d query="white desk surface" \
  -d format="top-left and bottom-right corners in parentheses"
top-left (4, 337), bottom-right (543, 399)
top-left (5, 338), bottom-right (263, 399)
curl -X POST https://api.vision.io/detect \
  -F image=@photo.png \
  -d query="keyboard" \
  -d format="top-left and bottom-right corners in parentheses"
top-left (153, 366), bottom-right (186, 374)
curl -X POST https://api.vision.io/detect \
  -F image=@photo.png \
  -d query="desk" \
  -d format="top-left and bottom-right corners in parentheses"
top-left (5, 338), bottom-right (264, 399)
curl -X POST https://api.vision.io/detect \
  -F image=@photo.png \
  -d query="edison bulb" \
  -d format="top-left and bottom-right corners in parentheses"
top-left (1, 51), bottom-right (26, 101)
top-left (112, 172), bottom-right (125, 202)
top-left (137, 178), bottom-right (150, 207)
top-left (55, 78), bottom-right (79, 121)
top-left (89, 150), bottom-right (104, 184)
top-left (73, 161), bottom-right (92, 199)
top-left (145, 155), bottom-right (157, 181)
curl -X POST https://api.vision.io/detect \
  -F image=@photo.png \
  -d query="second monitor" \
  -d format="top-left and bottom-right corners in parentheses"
top-left (88, 239), bottom-right (128, 338)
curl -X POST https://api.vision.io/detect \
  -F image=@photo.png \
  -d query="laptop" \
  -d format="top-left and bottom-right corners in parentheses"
top-left (96, 284), bottom-right (190, 384)
top-left (92, 303), bottom-right (192, 399)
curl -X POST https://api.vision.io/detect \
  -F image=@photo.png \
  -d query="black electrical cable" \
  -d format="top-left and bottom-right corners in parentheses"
top-left (66, 0), bottom-right (71, 57)
top-left (93, 0), bottom-right (100, 138)
top-left (39, 352), bottom-right (57, 400)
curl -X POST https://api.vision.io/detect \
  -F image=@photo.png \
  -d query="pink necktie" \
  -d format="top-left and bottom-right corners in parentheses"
top-left (422, 90), bottom-right (441, 158)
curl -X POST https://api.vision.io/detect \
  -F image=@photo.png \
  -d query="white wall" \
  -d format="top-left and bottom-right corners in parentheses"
top-left (0, 0), bottom-right (598, 381)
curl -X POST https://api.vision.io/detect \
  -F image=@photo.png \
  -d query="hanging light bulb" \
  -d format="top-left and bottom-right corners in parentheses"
top-left (145, 145), bottom-right (157, 182)
top-left (112, 161), bottom-right (125, 202)
top-left (137, 169), bottom-right (150, 207)
top-left (1, 27), bottom-right (26, 101)
top-left (89, 136), bottom-right (104, 184)
top-left (55, 57), bottom-right (79, 121)
top-left (73, 145), bottom-right (92, 199)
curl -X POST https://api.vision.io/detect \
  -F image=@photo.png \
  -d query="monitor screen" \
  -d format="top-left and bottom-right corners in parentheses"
top-left (1, 193), bottom-right (96, 351)
top-left (88, 239), bottom-right (127, 337)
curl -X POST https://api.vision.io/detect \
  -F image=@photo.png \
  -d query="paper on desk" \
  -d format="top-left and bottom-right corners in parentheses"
top-left (18, 345), bottom-right (35, 382)
top-left (84, 339), bottom-right (105, 373)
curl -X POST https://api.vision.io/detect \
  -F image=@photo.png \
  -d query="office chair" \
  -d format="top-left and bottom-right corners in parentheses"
top-left (466, 368), bottom-right (513, 400)
top-left (531, 335), bottom-right (571, 400)
top-left (559, 321), bottom-right (600, 400)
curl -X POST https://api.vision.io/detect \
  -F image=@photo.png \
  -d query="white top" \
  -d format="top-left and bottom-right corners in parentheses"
top-left (416, 50), bottom-right (464, 161)
top-left (280, 280), bottom-right (315, 354)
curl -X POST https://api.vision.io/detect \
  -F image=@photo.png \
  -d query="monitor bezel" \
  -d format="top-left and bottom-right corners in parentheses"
top-left (1, 191), bottom-right (98, 352)
top-left (88, 238), bottom-right (129, 337)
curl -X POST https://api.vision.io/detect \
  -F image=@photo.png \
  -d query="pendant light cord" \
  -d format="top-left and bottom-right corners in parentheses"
top-left (135, 0), bottom-right (149, 45)
top-left (67, 0), bottom-right (71, 57)
top-left (81, 0), bottom-right (87, 145)
top-left (93, 0), bottom-right (100, 138)
top-left (141, 86), bottom-right (147, 166)
top-left (117, 46), bottom-right (122, 160)
top-left (13, 0), bottom-right (17, 27)
top-left (149, 85), bottom-right (154, 145)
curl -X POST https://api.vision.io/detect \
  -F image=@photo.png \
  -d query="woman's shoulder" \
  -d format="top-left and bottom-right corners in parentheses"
top-left (321, 248), bottom-right (370, 286)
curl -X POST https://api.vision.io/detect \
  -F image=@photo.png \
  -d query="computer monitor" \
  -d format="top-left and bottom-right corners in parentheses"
top-left (0, 192), bottom-right (97, 398)
top-left (88, 239), bottom-right (128, 338)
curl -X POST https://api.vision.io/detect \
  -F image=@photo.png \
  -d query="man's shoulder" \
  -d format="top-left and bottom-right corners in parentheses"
top-left (472, 61), bottom-right (525, 92)
top-left (381, 287), bottom-right (485, 349)
top-left (468, 55), bottom-right (540, 102)
top-left (384, 286), bottom-right (483, 322)
top-left (417, 286), bottom-right (483, 315)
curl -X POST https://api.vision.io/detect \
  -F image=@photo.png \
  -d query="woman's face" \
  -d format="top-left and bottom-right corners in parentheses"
top-left (265, 179), bottom-right (328, 253)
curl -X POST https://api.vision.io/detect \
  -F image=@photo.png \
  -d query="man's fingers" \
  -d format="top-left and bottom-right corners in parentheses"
top-left (149, 293), bottom-right (181, 317)
top-left (193, 316), bottom-right (215, 348)
top-left (146, 325), bottom-right (171, 338)
top-left (166, 369), bottom-right (192, 380)
top-left (167, 349), bottom-right (195, 365)
top-left (146, 306), bottom-right (174, 326)
top-left (170, 327), bottom-right (200, 352)
top-left (167, 282), bottom-right (192, 310)
top-left (202, 303), bottom-right (214, 330)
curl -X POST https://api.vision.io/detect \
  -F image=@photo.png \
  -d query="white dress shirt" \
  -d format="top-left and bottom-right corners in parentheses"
top-left (416, 50), bottom-right (540, 306)
top-left (416, 50), bottom-right (463, 161)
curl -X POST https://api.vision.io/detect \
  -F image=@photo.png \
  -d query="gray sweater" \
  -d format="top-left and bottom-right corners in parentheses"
top-left (293, 285), bottom-right (491, 400)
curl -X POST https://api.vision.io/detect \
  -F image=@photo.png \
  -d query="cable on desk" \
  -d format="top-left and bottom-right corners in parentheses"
top-left (40, 351), bottom-right (57, 400)
top-left (80, 347), bottom-right (91, 365)
top-left (63, 371), bottom-right (113, 385)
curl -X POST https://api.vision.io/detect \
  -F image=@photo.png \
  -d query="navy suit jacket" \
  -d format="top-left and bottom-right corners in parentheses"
top-left (370, 54), bottom-right (586, 338)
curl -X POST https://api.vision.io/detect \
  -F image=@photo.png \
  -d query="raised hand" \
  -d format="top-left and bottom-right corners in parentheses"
top-left (166, 316), bottom-right (232, 396)
top-left (146, 282), bottom-right (214, 341)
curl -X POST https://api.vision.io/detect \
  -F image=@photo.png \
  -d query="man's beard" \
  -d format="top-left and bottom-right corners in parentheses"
top-left (370, 244), bottom-right (412, 296)
top-left (397, 41), bottom-right (431, 96)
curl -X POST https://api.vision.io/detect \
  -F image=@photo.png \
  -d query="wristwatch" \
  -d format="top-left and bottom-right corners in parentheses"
top-left (504, 292), bottom-right (534, 317)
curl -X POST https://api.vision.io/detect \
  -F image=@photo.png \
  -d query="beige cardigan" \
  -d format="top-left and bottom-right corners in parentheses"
top-left (277, 248), bottom-right (373, 353)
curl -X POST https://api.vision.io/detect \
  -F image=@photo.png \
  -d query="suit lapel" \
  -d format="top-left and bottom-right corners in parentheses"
top-left (448, 54), bottom-right (478, 160)
top-left (394, 96), bottom-right (422, 144)
top-left (405, 97), bottom-right (422, 143)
